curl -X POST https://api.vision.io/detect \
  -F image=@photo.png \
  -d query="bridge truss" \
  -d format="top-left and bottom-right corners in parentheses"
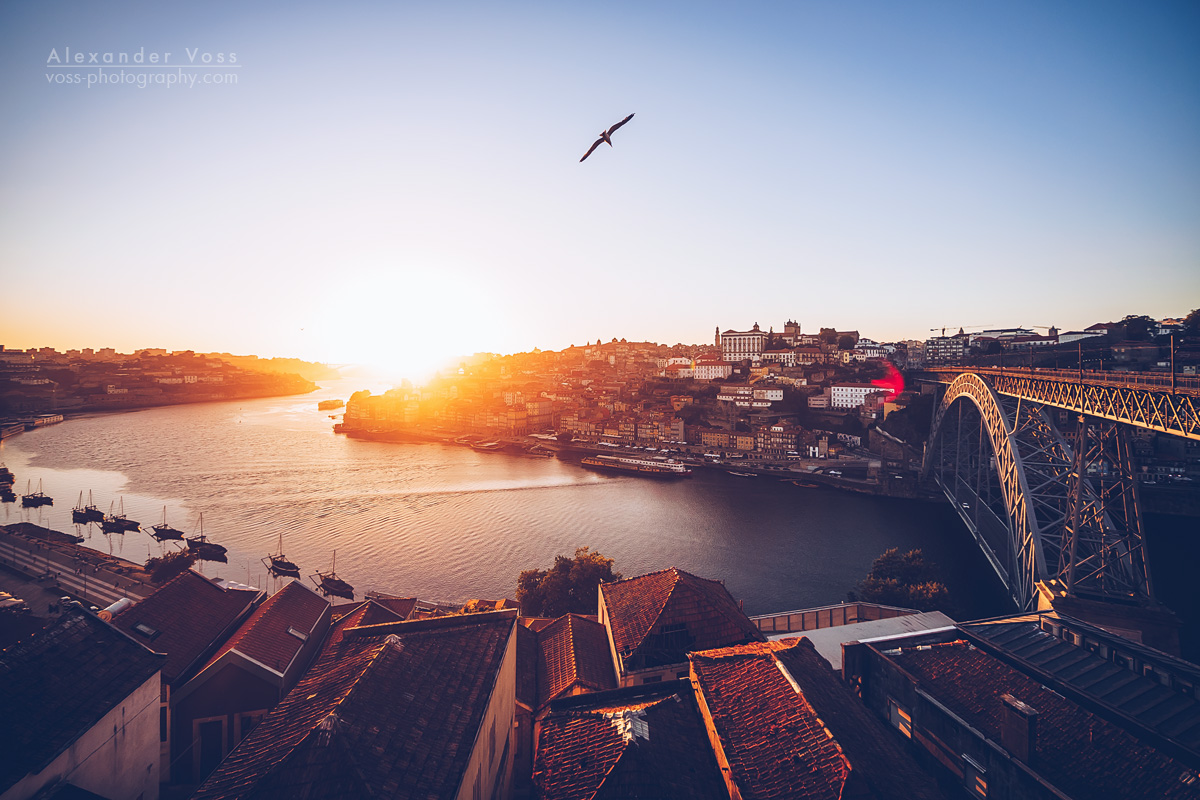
top-left (923, 373), bottom-right (1154, 610)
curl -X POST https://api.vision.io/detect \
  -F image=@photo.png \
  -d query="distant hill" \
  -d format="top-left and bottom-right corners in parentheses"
top-left (207, 354), bottom-right (339, 381)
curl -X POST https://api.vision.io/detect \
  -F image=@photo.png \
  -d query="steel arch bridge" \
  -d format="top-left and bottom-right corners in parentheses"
top-left (921, 367), bottom-right (1199, 611)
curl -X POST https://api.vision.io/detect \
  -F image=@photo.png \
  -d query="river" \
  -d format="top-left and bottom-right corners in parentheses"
top-left (0, 380), bottom-right (1029, 619)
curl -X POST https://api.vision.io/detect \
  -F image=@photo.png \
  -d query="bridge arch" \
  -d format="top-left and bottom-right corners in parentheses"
top-left (923, 373), bottom-right (1059, 609)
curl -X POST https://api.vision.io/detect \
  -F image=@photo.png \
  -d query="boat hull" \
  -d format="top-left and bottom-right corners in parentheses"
top-left (580, 455), bottom-right (692, 478)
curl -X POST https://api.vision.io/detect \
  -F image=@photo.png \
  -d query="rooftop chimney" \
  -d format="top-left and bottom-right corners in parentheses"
top-left (1000, 694), bottom-right (1038, 764)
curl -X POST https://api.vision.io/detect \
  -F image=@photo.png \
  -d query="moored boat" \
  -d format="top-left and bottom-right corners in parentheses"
top-left (73, 491), bottom-right (105, 524)
top-left (21, 480), bottom-right (53, 508)
top-left (150, 507), bottom-right (185, 541)
top-left (264, 532), bottom-right (301, 578)
top-left (186, 514), bottom-right (228, 562)
top-left (727, 471), bottom-right (758, 478)
top-left (102, 498), bottom-right (141, 533)
top-left (0, 464), bottom-right (13, 485)
top-left (580, 454), bottom-right (693, 478)
top-left (312, 550), bottom-right (354, 600)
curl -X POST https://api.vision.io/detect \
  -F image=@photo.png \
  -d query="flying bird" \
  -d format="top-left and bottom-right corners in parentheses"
top-left (580, 113), bottom-right (635, 162)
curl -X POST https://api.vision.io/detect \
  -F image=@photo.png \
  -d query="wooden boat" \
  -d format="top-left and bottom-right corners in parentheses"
top-left (0, 464), bottom-right (13, 485)
top-left (312, 551), bottom-right (354, 600)
top-left (264, 532), bottom-right (301, 578)
top-left (0, 486), bottom-right (14, 503)
top-left (21, 480), bottom-right (53, 508)
top-left (186, 514), bottom-right (228, 562)
top-left (102, 498), bottom-right (141, 533)
top-left (150, 507), bottom-right (185, 541)
top-left (73, 491), bottom-right (105, 524)
top-left (727, 471), bottom-right (758, 478)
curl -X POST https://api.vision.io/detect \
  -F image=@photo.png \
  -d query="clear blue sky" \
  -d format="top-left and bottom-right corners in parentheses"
top-left (2, 1), bottom-right (1197, 378)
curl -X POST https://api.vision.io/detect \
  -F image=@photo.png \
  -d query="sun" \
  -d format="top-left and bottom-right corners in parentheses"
top-left (301, 266), bottom-right (509, 384)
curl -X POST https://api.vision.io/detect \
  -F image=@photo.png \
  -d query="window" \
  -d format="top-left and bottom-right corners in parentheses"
top-left (160, 707), bottom-right (168, 742)
top-left (287, 626), bottom-right (309, 642)
top-left (642, 675), bottom-right (663, 684)
top-left (888, 698), bottom-right (912, 739)
top-left (962, 755), bottom-right (988, 797)
top-left (237, 711), bottom-right (267, 742)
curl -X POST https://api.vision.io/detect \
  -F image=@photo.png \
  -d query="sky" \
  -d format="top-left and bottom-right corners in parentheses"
top-left (2, 1), bottom-right (1198, 380)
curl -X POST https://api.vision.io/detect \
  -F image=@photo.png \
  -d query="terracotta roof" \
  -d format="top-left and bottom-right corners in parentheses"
top-left (0, 606), bottom-right (164, 794)
top-left (536, 614), bottom-right (617, 707)
top-left (534, 682), bottom-right (727, 800)
top-left (193, 610), bottom-right (517, 800)
top-left (890, 640), bottom-right (1198, 799)
top-left (690, 645), bottom-right (848, 799)
top-left (323, 600), bottom-right (407, 650)
top-left (772, 640), bottom-right (946, 800)
top-left (198, 580), bottom-right (328, 678)
top-left (112, 569), bottom-right (260, 686)
top-left (600, 568), bottom-right (764, 668)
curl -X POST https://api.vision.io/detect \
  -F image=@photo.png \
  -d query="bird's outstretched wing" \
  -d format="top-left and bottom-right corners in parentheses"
top-left (608, 113), bottom-right (635, 134)
top-left (580, 137), bottom-right (605, 162)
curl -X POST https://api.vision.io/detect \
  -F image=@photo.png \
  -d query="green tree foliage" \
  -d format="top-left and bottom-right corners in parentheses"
top-left (146, 549), bottom-right (201, 584)
top-left (516, 547), bottom-right (622, 617)
top-left (848, 548), bottom-right (950, 612)
top-left (837, 334), bottom-right (857, 350)
top-left (1119, 314), bottom-right (1156, 341)
top-left (1183, 309), bottom-right (1200, 338)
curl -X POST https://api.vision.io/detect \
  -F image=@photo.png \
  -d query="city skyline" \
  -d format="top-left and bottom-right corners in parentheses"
top-left (2, 1), bottom-right (1198, 381)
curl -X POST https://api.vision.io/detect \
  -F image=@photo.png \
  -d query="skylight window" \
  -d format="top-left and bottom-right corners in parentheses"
top-left (133, 622), bottom-right (160, 640)
top-left (287, 626), bottom-right (309, 642)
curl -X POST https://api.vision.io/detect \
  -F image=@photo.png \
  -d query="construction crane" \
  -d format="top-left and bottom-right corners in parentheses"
top-left (929, 325), bottom-right (991, 337)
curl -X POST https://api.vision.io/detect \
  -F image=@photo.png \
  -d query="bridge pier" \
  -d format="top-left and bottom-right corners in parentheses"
top-left (1036, 579), bottom-right (1181, 656)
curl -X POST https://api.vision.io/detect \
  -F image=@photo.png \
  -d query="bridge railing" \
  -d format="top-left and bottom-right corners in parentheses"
top-left (925, 366), bottom-right (1200, 395)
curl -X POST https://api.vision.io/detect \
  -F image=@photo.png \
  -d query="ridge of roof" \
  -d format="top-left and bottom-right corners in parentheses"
top-left (195, 580), bottom-right (328, 679)
top-left (343, 607), bottom-right (518, 640)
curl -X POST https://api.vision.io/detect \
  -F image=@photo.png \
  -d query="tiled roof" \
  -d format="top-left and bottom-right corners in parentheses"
top-left (0, 607), bottom-right (163, 794)
top-left (771, 640), bottom-right (946, 800)
top-left (890, 640), bottom-right (1198, 799)
top-left (536, 614), bottom-right (616, 707)
top-left (323, 599), bottom-right (407, 650)
top-left (601, 568), bottom-right (764, 667)
top-left (963, 618), bottom-right (1200, 757)
top-left (690, 645), bottom-right (848, 800)
top-left (198, 580), bottom-right (328, 678)
top-left (112, 569), bottom-right (260, 685)
top-left (534, 682), bottom-right (727, 800)
top-left (193, 610), bottom-right (516, 800)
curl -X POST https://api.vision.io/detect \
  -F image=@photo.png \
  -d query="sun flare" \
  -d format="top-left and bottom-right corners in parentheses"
top-left (301, 266), bottom-right (508, 383)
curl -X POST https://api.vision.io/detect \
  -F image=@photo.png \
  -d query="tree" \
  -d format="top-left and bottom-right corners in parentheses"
top-left (837, 334), bottom-right (856, 351)
top-left (1119, 314), bottom-right (1156, 341)
top-left (848, 548), bottom-right (950, 612)
top-left (516, 547), bottom-right (622, 617)
top-left (1183, 308), bottom-right (1200, 338)
top-left (145, 549), bottom-right (200, 584)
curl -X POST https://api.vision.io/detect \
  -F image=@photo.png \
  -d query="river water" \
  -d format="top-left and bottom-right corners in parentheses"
top-left (0, 380), bottom-right (1017, 618)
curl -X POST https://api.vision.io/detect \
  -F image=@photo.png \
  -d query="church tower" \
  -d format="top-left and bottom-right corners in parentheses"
top-left (714, 326), bottom-right (721, 348)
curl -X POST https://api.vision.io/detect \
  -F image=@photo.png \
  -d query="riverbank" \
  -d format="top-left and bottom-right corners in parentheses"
top-left (340, 425), bottom-right (939, 500)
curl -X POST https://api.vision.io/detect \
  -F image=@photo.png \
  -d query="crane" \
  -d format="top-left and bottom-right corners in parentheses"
top-left (930, 324), bottom-right (991, 337)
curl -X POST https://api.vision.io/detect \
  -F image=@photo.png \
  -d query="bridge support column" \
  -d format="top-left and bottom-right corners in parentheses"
top-left (1036, 579), bottom-right (1181, 655)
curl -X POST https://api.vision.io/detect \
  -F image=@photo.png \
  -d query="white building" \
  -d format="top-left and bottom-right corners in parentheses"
top-left (719, 323), bottom-right (767, 362)
top-left (831, 383), bottom-right (880, 409)
top-left (693, 359), bottom-right (733, 381)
